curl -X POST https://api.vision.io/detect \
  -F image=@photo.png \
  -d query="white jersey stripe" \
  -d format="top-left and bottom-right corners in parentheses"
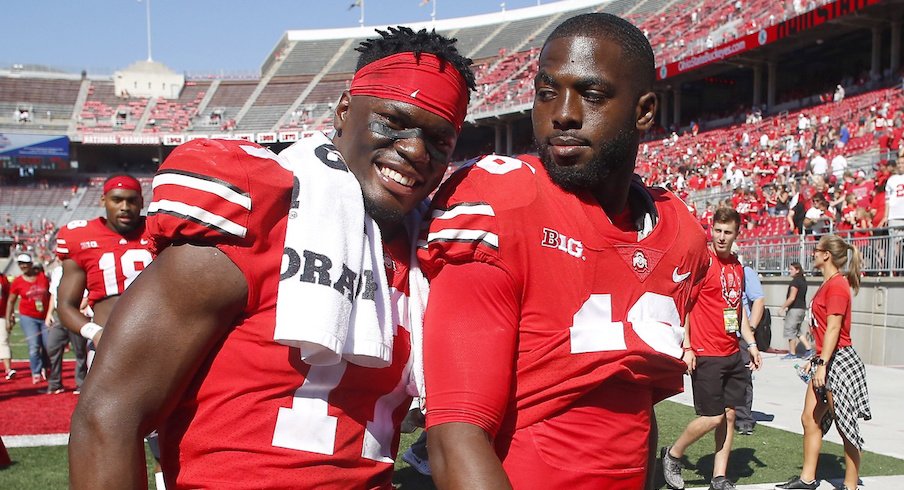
top-left (149, 199), bottom-right (247, 238)
top-left (56, 247), bottom-right (69, 253)
top-left (153, 173), bottom-right (252, 210)
top-left (425, 228), bottom-right (499, 248)
top-left (431, 203), bottom-right (495, 220)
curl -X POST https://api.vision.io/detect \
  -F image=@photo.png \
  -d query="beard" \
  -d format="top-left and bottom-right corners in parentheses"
top-left (536, 128), bottom-right (636, 192)
top-left (362, 191), bottom-right (404, 230)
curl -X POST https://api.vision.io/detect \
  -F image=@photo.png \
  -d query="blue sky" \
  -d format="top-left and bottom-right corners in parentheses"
top-left (1, 0), bottom-right (550, 76)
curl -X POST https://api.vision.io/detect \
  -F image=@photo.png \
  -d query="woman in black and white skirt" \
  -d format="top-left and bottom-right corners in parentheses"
top-left (777, 234), bottom-right (871, 490)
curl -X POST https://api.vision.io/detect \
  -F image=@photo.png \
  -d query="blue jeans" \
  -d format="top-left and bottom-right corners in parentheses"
top-left (18, 314), bottom-right (48, 376)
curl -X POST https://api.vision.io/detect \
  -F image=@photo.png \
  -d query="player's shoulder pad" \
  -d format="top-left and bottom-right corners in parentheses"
top-left (418, 154), bottom-right (539, 278)
top-left (147, 138), bottom-right (291, 252)
top-left (55, 218), bottom-right (97, 259)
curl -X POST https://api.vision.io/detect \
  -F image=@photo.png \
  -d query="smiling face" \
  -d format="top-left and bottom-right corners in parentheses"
top-left (332, 93), bottom-right (457, 233)
top-left (532, 35), bottom-right (655, 195)
top-left (102, 188), bottom-right (143, 235)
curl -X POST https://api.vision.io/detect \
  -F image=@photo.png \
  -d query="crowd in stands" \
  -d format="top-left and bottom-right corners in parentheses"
top-left (1, 217), bottom-right (57, 266)
top-left (638, 86), bottom-right (904, 246)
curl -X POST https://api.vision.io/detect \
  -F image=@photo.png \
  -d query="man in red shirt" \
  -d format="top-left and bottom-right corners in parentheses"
top-left (69, 27), bottom-right (474, 489)
top-left (5, 254), bottom-right (51, 385)
top-left (662, 207), bottom-right (762, 490)
top-left (420, 13), bottom-right (710, 489)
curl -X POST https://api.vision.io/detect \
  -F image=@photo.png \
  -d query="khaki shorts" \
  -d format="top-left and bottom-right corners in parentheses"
top-left (0, 318), bottom-right (10, 359)
top-left (783, 308), bottom-right (806, 339)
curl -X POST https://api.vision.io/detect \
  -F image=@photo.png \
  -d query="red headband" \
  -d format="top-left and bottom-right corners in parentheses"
top-left (103, 176), bottom-right (142, 195)
top-left (349, 52), bottom-right (468, 131)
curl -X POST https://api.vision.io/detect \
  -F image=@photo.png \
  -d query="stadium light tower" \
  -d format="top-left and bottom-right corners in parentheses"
top-left (143, 0), bottom-right (153, 62)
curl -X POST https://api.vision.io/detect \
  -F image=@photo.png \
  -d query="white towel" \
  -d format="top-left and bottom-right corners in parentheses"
top-left (405, 201), bottom-right (431, 403)
top-left (274, 132), bottom-right (393, 368)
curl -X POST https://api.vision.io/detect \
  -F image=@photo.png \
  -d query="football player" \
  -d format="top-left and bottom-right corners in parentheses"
top-left (419, 13), bottom-right (710, 489)
top-left (69, 27), bottom-right (474, 489)
top-left (55, 174), bottom-right (152, 348)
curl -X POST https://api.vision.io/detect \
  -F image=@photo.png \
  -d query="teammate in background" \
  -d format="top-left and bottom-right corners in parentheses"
top-left (662, 208), bottom-right (762, 490)
top-left (419, 13), bottom-right (710, 489)
top-left (734, 246), bottom-right (765, 435)
top-left (55, 174), bottom-right (159, 482)
top-left (69, 27), bottom-right (474, 488)
top-left (0, 272), bottom-right (12, 380)
top-left (6, 254), bottom-right (51, 385)
top-left (780, 262), bottom-right (812, 358)
top-left (55, 174), bottom-right (152, 349)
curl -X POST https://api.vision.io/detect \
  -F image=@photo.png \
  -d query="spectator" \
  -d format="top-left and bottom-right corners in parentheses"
top-left (734, 247), bottom-right (765, 436)
top-left (43, 259), bottom-right (88, 394)
top-left (883, 159), bottom-right (904, 232)
top-left (810, 150), bottom-right (828, 177)
top-left (776, 235), bottom-right (870, 490)
top-left (833, 84), bottom-right (845, 103)
top-left (831, 150), bottom-right (848, 179)
top-left (662, 208), bottom-right (761, 490)
top-left (779, 262), bottom-right (813, 359)
top-left (5, 254), bottom-right (50, 385)
top-left (804, 194), bottom-right (834, 236)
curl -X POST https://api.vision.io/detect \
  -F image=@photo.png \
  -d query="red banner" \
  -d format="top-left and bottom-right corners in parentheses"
top-left (657, 0), bottom-right (883, 80)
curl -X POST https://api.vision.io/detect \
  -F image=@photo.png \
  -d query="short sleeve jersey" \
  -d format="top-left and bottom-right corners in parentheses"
top-left (688, 249), bottom-right (744, 357)
top-left (55, 217), bottom-right (152, 306)
top-left (419, 155), bottom-right (710, 488)
top-left (147, 137), bottom-right (413, 489)
top-left (809, 273), bottom-right (852, 355)
top-left (10, 272), bottom-right (50, 318)
top-left (788, 274), bottom-right (808, 309)
top-left (885, 173), bottom-right (904, 221)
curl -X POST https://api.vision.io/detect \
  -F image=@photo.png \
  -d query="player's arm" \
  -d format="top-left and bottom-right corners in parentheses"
top-left (425, 262), bottom-right (518, 490)
top-left (69, 243), bottom-right (247, 489)
top-left (56, 259), bottom-right (94, 339)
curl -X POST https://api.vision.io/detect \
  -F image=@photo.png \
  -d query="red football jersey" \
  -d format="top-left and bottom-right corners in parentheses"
top-left (419, 154), bottom-right (710, 489)
top-left (55, 217), bottom-right (153, 306)
top-left (147, 138), bottom-right (413, 489)
top-left (688, 249), bottom-right (744, 357)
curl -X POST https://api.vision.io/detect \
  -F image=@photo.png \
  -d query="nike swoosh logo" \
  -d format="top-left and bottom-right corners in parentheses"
top-left (410, 89), bottom-right (420, 98)
top-left (672, 267), bottom-right (691, 283)
top-left (140, 239), bottom-right (149, 245)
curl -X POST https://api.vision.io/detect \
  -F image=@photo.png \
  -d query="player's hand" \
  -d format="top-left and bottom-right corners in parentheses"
top-left (682, 350), bottom-right (696, 374)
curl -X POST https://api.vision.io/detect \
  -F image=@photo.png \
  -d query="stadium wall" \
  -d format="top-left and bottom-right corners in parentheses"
top-left (760, 277), bottom-right (904, 367)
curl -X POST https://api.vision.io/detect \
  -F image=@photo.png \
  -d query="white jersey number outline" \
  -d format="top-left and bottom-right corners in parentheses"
top-left (570, 292), bottom-right (684, 358)
top-left (98, 249), bottom-right (153, 296)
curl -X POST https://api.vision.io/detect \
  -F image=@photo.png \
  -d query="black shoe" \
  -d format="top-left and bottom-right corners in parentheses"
top-left (775, 476), bottom-right (818, 489)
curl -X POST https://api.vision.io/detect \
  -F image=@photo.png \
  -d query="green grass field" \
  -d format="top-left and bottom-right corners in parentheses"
top-left (4, 401), bottom-right (903, 489)
top-left (6, 322), bottom-right (902, 488)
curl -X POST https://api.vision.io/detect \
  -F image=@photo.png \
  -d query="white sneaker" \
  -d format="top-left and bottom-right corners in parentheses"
top-left (5, 369), bottom-right (15, 380)
top-left (402, 447), bottom-right (431, 476)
